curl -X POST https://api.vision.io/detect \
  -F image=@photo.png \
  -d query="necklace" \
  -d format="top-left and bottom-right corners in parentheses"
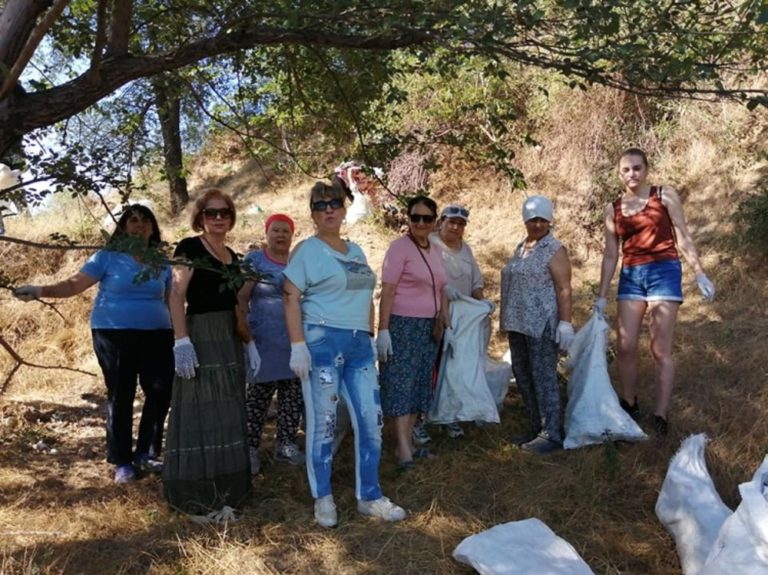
top-left (201, 235), bottom-right (229, 263)
top-left (409, 233), bottom-right (430, 250)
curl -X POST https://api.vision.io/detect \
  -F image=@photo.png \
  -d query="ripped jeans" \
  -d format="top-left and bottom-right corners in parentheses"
top-left (302, 323), bottom-right (383, 501)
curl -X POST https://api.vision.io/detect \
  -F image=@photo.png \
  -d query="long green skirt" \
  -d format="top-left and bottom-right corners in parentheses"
top-left (162, 310), bottom-right (252, 514)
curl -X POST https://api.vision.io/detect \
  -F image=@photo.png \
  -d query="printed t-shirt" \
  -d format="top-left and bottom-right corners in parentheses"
top-left (283, 237), bottom-right (375, 332)
top-left (381, 235), bottom-right (447, 318)
top-left (81, 249), bottom-right (172, 329)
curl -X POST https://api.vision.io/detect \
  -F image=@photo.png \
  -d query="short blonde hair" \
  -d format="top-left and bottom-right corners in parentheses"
top-left (309, 178), bottom-right (348, 210)
top-left (190, 188), bottom-right (237, 232)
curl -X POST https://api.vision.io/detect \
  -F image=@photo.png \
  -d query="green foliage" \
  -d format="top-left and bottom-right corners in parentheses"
top-left (734, 179), bottom-right (768, 251)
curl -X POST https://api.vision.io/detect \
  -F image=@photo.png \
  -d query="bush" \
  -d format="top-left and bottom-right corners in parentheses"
top-left (735, 182), bottom-right (768, 250)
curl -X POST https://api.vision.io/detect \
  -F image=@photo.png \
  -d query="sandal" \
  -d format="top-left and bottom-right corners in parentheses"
top-left (395, 460), bottom-right (415, 473)
top-left (412, 447), bottom-right (436, 460)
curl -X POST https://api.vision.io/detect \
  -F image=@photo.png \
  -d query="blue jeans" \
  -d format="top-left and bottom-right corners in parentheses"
top-left (618, 259), bottom-right (683, 302)
top-left (303, 324), bottom-right (383, 501)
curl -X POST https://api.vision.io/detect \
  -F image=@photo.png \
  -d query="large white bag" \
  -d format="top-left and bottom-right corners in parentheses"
top-left (453, 518), bottom-right (595, 575)
top-left (699, 456), bottom-right (768, 574)
top-left (429, 296), bottom-right (499, 425)
top-left (344, 189), bottom-right (373, 225)
top-left (485, 355), bottom-right (512, 410)
top-left (655, 434), bottom-right (732, 575)
top-left (563, 313), bottom-right (647, 448)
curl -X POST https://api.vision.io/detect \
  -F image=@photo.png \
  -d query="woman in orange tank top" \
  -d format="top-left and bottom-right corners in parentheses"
top-left (594, 148), bottom-right (715, 436)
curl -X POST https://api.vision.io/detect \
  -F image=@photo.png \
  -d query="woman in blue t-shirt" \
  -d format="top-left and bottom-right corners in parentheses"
top-left (14, 205), bottom-right (174, 484)
top-left (237, 213), bottom-right (305, 475)
top-left (283, 178), bottom-right (406, 528)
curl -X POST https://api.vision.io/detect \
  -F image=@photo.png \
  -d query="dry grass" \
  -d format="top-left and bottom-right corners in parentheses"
top-left (2, 91), bottom-right (768, 574)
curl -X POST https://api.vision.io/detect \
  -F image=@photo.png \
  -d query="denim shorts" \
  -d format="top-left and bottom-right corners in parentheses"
top-left (618, 259), bottom-right (683, 302)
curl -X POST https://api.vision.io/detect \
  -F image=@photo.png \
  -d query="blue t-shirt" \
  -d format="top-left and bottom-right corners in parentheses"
top-left (81, 250), bottom-right (172, 330)
top-left (283, 237), bottom-right (375, 332)
top-left (243, 250), bottom-right (293, 382)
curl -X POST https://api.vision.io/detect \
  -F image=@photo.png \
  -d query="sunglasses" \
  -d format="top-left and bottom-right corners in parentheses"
top-left (202, 207), bottom-right (233, 219)
top-left (311, 198), bottom-right (345, 212)
top-left (409, 213), bottom-right (436, 224)
top-left (443, 206), bottom-right (469, 218)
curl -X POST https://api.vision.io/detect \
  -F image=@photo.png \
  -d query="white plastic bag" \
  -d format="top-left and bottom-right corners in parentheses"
top-left (563, 313), bottom-right (647, 448)
top-left (344, 189), bottom-right (373, 225)
top-left (485, 355), bottom-right (512, 410)
top-left (429, 296), bottom-right (499, 425)
top-left (699, 456), bottom-right (768, 574)
top-left (453, 518), bottom-right (595, 575)
top-left (655, 434), bottom-right (732, 575)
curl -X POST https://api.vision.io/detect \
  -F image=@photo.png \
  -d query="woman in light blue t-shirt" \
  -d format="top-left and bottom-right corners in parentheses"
top-left (14, 205), bottom-right (173, 484)
top-left (283, 178), bottom-right (406, 529)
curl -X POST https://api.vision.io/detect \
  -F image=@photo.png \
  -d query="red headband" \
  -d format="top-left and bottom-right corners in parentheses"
top-left (265, 213), bottom-right (295, 234)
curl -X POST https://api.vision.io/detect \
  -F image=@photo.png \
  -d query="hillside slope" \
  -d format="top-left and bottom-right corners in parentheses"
top-left (1, 90), bottom-right (767, 574)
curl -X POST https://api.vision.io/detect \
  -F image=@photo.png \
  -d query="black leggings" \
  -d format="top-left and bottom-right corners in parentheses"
top-left (92, 329), bottom-right (174, 465)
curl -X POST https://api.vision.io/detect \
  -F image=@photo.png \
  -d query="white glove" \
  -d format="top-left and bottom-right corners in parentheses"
top-left (289, 341), bottom-right (311, 382)
top-left (244, 341), bottom-right (261, 383)
top-left (376, 329), bottom-right (393, 363)
top-left (13, 285), bottom-right (42, 302)
top-left (696, 273), bottom-right (715, 301)
top-left (555, 321), bottom-right (575, 353)
top-left (444, 284), bottom-right (461, 301)
top-left (174, 337), bottom-right (199, 379)
top-left (442, 327), bottom-right (456, 358)
top-left (593, 297), bottom-right (607, 317)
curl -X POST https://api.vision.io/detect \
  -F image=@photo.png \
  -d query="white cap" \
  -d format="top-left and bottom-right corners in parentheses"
top-left (522, 195), bottom-right (553, 222)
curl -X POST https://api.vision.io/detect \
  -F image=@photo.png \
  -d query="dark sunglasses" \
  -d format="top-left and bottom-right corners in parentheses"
top-left (409, 213), bottom-right (436, 224)
top-left (311, 198), bottom-right (345, 212)
top-left (202, 207), bottom-right (233, 219)
top-left (443, 206), bottom-right (469, 218)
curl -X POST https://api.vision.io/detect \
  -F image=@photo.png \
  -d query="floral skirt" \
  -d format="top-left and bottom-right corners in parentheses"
top-left (379, 315), bottom-right (438, 417)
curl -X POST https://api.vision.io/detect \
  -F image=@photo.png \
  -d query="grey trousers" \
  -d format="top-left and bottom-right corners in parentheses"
top-left (507, 328), bottom-right (562, 443)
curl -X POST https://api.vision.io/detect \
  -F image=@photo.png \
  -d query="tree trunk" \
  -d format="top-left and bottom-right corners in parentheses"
top-left (153, 77), bottom-right (188, 215)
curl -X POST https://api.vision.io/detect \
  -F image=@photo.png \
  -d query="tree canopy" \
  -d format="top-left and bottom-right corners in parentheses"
top-left (1, 0), bottom-right (766, 159)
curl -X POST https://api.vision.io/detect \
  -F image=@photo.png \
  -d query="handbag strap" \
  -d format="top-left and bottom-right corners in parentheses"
top-left (409, 234), bottom-right (439, 318)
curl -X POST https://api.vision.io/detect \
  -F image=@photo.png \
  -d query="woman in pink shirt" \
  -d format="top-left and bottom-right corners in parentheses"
top-left (377, 196), bottom-right (449, 471)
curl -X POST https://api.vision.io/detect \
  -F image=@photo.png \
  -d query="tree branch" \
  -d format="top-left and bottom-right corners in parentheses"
top-left (0, 333), bottom-right (97, 395)
top-left (88, 0), bottom-right (110, 82)
top-left (0, 0), bottom-right (72, 100)
top-left (1, 24), bottom-right (436, 154)
top-left (106, 0), bottom-right (133, 57)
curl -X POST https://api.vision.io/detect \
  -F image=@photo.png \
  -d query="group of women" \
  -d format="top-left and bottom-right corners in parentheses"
top-left (13, 147), bottom-right (715, 526)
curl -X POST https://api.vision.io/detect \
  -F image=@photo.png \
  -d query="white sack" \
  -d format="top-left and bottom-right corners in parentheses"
top-left (429, 295), bottom-right (499, 425)
top-left (655, 434), bottom-right (732, 575)
top-left (453, 518), bottom-right (595, 575)
top-left (563, 313), bottom-right (647, 448)
top-left (344, 189), bottom-right (373, 225)
top-left (485, 355), bottom-right (512, 410)
top-left (699, 456), bottom-right (768, 574)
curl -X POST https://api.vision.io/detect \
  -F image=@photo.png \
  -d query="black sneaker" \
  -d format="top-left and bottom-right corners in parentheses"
top-left (619, 397), bottom-right (640, 421)
top-left (521, 436), bottom-right (563, 454)
top-left (653, 415), bottom-right (669, 436)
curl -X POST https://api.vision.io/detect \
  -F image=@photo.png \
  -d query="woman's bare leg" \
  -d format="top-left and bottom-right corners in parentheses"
top-left (617, 300), bottom-right (648, 405)
top-left (648, 301), bottom-right (680, 418)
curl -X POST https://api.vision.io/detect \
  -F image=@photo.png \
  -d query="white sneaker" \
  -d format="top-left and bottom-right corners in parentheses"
top-left (314, 495), bottom-right (338, 528)
top-left (357, 496), bottom-right (406, 522)
top-left (412, 421), bottom-right (432, 445)
top-left (274, 442), bottom-right (305, 465)
top-left (249, 447), bottom-right (261, 475)
top-left (445, 422), bottom-right (464, 438)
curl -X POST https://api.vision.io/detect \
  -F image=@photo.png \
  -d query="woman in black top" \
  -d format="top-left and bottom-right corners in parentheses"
top-left (163, 188), bottom-right (259, 521)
